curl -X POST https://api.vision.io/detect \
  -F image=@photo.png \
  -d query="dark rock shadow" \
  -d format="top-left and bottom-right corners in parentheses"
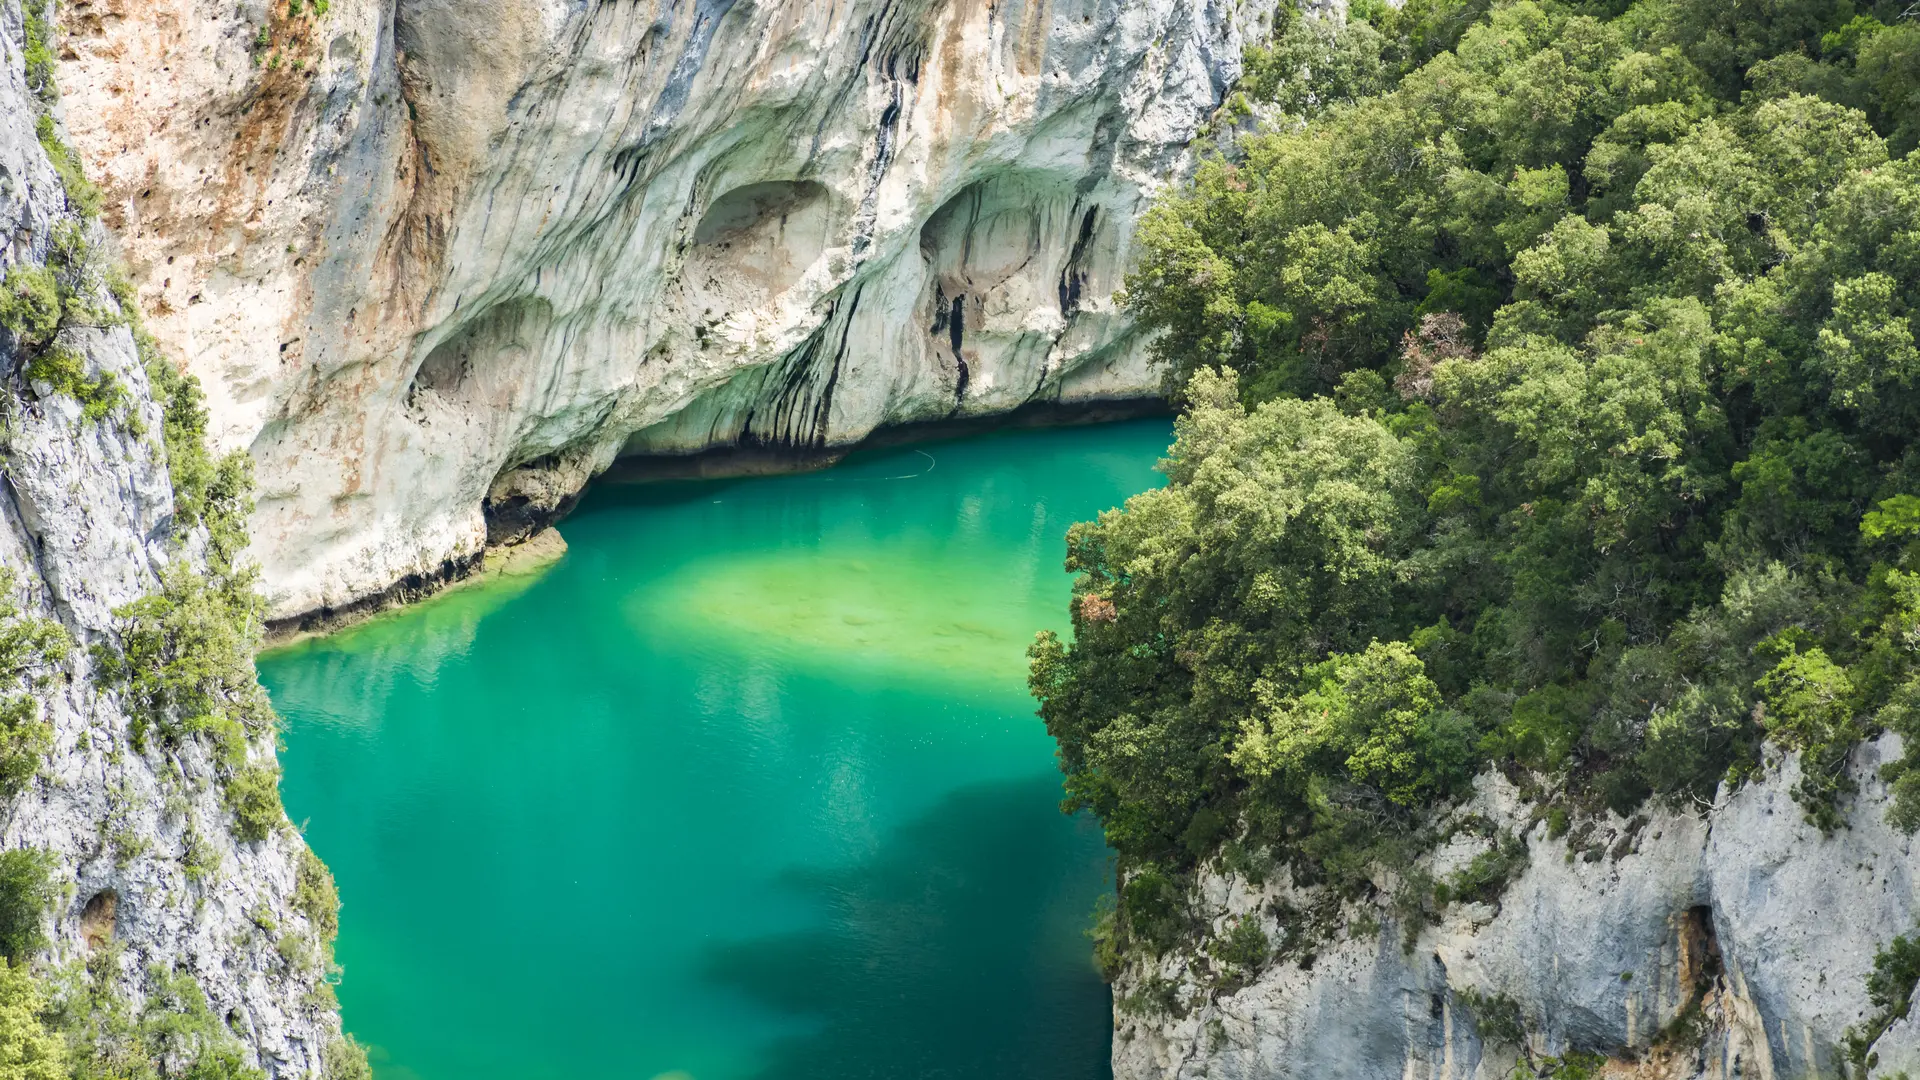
top-left (701, 775), bottom-right (1115, 1080)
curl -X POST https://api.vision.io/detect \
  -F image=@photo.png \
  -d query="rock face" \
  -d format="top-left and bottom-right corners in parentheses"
top-left (50, 0), bottom-right (1276, 621)
top-left (1115, 741), bottom-right (1920, 1080)
top-left (1, 2), bottom-right (345, 1073)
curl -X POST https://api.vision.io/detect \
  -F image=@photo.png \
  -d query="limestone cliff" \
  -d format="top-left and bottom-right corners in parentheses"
top-left (49, 0), bottom-right (1276, 623)
top-left (0, 1), bottom-right (350, 1073)
top-left (1114, 741), bottom-right (1920, 1080)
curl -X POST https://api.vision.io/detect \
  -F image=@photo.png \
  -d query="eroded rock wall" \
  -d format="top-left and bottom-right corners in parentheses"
top-left (1116, 740), bottom-right (1920, 1080)
top-left (0, 4), bottom-right (345, 1072)
top-left (51, 0), bottom-right (1276, 621)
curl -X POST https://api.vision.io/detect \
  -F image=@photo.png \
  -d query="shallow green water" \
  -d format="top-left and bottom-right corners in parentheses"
top-left (259, 420), bottom-right (1171, 1080)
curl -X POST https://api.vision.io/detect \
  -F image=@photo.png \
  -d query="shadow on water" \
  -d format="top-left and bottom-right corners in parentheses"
top-left (701, 775), bottom-right (1116, 1080)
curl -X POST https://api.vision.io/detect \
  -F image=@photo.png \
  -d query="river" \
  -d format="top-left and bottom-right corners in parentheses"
top-left (258, 419), bottom-right (1171, 1080)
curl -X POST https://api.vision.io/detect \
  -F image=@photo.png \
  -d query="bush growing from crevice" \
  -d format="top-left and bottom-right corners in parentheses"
top-left (321, 1034), bottom-right (371, 1080)
top-left (1515, 1053), bottom-right (1606, 1080)
top-left (1433, 830), bottom-right (1529, 909)
top-left (1114, 974), bottom-right (1182, 1019)
top-left (1456, 986), bottom-right (1525, 1046)
top-left (0, 569), bottom-right (69, 796)
top-left (222, 764), bottom-right (283, 844)
top-left (24, 347), bottom-right (126, 423)
top-left (0, 267), bottom-right (61, 350)
top-left (96, 559), bottom-right (269, 762)
top-left (293, 847), bottom-right (339, 951)
top-left (32, 116), bottom-right (100, 222)
top-left (1117, 867), bottom-right (1192, 959)
top-left (180, 827), bottom-right (219, 887)
top-left (1846, 930), bottom-right (1920, 1070)
top-left (144, 358), bottom-right (241, 549)
top-left (0, 849), bottom-right (55, 965)
top-left (1208, 916), bottom-right (1271, 977)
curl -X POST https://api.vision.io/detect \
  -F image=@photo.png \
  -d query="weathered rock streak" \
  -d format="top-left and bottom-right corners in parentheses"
top-left (1118, 742), bottom-right (1920, 1080)
top-left (55, 0), bottom-right (1274, 620)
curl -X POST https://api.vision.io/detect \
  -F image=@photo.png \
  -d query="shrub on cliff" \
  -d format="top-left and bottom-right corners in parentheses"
top-left (0, 570), bottom-right (68, 796)
top-left (0, 961), bottom-right (67, 1080)
top-left (31, 116), bottom-right (99, 222)
top-left (0, 269), bottom-right (60, 351)
top-left (48, 961), bottom-right (268, 1080)
top-left (1847, 930), bottom-right (1920, 1069)
top-left (223, 764), bottom-right (283, 844)
top-left (0, 850), bottom-right (55, 965)
top-left (1038, 0), bottom-right (1920, 965)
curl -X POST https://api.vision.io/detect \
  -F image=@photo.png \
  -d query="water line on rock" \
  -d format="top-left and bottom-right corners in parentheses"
top-left (821, 449), bottom-right (937, 482)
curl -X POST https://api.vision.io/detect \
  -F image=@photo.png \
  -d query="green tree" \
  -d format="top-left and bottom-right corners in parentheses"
top-left (1047, 0), bottom-right (1920, 970)
top-left (0, 963), bottom-right (65, 1080)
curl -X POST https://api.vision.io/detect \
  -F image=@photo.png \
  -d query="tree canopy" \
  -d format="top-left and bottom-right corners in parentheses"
top-left (1033, 0), bottom-right (1920, 965)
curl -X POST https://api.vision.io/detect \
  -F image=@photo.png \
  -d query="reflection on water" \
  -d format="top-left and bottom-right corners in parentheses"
top-left (704, 777), bottom-right (1114, 1080)
top-left (261, 421), bottom-right (1170, 1080)
top-left (640, 546), bottom-right (1048, 687)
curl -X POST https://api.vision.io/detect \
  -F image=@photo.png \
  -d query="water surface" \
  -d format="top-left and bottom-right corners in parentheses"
top-left (260, 420), bottom-right (1171, 1080)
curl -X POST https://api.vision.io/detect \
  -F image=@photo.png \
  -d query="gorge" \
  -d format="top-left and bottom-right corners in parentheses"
top-left (49, 0), bottom-right (1279, 626)
top-left (259, 422), bottom-right (1172, 1080)
top-left (7, 0), bottom-right (1920, 1078)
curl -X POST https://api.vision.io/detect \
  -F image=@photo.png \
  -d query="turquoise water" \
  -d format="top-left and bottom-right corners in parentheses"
top-left (258, 420), bottom-right (1172, 1080)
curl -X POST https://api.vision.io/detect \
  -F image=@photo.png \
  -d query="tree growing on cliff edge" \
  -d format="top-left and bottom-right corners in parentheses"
top-left (1036, 0), bottom-right (1920, 968)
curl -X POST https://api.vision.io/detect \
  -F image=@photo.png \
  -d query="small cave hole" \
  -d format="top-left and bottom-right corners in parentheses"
top-left (692, 180), bottom-right (828, 247)
top-left (1680, 904), bottom-right (1722, 988)
top-left (410, 334), bottom-right (474, 401)
top-left (685, 181), bottom-right (834, 298)
top-left (406, 297), bottom-right (549, 408)
top-left (79, 890), bottom-right (116, 951)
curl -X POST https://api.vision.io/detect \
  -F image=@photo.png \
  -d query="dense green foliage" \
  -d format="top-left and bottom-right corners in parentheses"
top-left (0, 572), bottom-right (70, 796)
top-left (49, 960), bottom-right (265, 1080)
top-left (0, 270), bottom-right (61, 352)
top-left (220, 765), bottom-right (282, 844)
top-left (97, 560), bottom-right (271, 765)
top-left (0, 950), bottom-right (281, 1080)
top-left (318, 1036), bottom-right (368, 1080)
top-left (0, 962), bottom-right (68, 1080)
top-left (1035, 0), bottom-right (1920, 965)
top-left (0, 851), bottom-right (55, 966)
top-left (31, 117), bottom-right (99, 223)
top-left (21, 0), bottom-right (57, 108)
top-left (23, 349), bottom-right (124, 424)
top-left (3, 226), bottom-right (125, 424)
top-left (292, 849), bottom-right (339, 951)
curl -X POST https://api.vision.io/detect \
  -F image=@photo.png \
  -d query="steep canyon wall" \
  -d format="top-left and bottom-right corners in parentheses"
top-left (52, 0), bottom-right (1277, 623)
top-left (1115, 742), bottom-right (1920, 1080)
top-left (0, 1), bottom-right (349, 1071)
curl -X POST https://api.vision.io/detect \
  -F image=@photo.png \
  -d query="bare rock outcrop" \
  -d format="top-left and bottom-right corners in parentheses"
top-left (52, 0), bottom-right (1277, 621)
top-left (1116, 740), bottom-right (1920, 1080)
